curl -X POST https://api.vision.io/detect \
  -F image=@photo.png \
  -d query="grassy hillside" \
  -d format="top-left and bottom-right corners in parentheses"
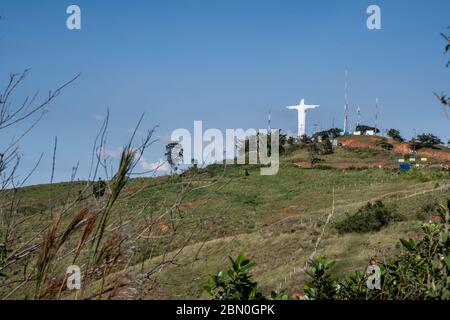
top-left (1, 136), bottom-right (449, 299)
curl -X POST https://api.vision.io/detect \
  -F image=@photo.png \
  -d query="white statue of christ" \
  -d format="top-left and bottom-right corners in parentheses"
top-left (287, 99), bottom-right (320, 137)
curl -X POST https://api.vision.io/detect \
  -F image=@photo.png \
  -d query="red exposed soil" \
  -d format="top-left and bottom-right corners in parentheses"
top-left (392, 143), bottom-right (412, 155)
top-left (338, 136), bottom-right (450, 162)
top-left (294, 136), bottom-right (450, 169)
top-left (431, 215), bottom-right (442, 223)
top-left (419, 148), bottom-right (450, 161)
top-left (295, 161), bottom-right (311, 169)
top-left (337, 136), bottom-right (384, 150)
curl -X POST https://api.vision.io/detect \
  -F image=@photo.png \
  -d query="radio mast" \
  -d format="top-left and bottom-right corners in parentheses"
top-left (357, 105), bottom-right (361, 127)
top-left (374, 98), bottom-right (379, 132)
top-left (344, 70), bottom-right (349, 134)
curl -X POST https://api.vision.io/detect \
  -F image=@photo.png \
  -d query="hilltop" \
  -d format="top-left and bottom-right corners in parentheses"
top-left (294, 135), bottom-right (450, 169)
top-left (1, 135), bottom-right (449, 299)
top-left (338, 135), bottom-right (450, 164)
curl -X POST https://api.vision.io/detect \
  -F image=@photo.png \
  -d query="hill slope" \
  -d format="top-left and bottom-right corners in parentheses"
top-left (1, 136), bottom-right (449, 299)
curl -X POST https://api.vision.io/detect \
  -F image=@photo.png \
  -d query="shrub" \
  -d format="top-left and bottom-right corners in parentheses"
top-left (308, 142), bottom-right (322, 166)
top-left (268, 291), bottom-right (292, 300)
top-left (93, 178), bottom-right (106, 198)
top-left (204, 252), bottom-right (265, 300)
top-left (303, 256), bottom-right (339, 300)
top-left (334, 201), bottom-right (399, 234)
top-left (320, 139), bottom-right (333, 155)
top-left (387, 129), bottom-right (404, 142)
top-left (205, 253), bottom-right (293, 300)
top-left (417, 196), bottom-right (441, 220)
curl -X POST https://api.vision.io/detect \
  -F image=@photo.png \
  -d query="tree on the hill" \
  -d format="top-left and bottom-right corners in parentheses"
top-left (387, 129), bottom-right (404, 142)
top-left (412, 133), bottom-right (443, 149)
top-left (165, 142), bottom-right (183, 174)
top-left (313, 128), bottom-right (342, 141)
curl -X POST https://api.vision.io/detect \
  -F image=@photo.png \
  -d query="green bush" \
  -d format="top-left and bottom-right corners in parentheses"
top-left (303, 256), bottom-right (339, 300)
top-left (320, 139), bottom-right (333, 155)
top-left (204, 252), bottom-right (265, 300)
top-left (334, 201), bottom-right (400, 234)
top-left (387, 129), bottom-right (404, 142)
top-left (92, 178), bottom-right (106, 198)
top-left (205, 252), bottom-right (292, 300)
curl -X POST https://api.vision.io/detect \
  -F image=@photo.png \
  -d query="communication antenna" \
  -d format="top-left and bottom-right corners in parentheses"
top-left (268, 108), bottom-right (271, 132)
top-left (375, 97), bottom-right (379, 132)
top-left (357, 105), bottom-right (361, 127)
top-left (344, 70), bottom-right (349, 134)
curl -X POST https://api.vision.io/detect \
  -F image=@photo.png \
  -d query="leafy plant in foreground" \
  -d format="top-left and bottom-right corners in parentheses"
top-left (303, 256), bottom-right (339, 300)
top-left (205, 252), bottom-right (264, 300)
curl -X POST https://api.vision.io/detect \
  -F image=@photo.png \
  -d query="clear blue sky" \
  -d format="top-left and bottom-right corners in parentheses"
top-left (1, 0), bottom-right (449, 185)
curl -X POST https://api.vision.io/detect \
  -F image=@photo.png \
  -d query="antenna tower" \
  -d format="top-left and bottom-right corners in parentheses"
top-left (344, 70), bottom-right (349, 134)
top-left (357, 105), bottom-right (361, 127)
top-left (375, 98), bottom-right (379, 131)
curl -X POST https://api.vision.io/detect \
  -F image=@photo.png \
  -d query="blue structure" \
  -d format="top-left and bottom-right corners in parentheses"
top-left (399, 163), bottom-right (411, 171)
